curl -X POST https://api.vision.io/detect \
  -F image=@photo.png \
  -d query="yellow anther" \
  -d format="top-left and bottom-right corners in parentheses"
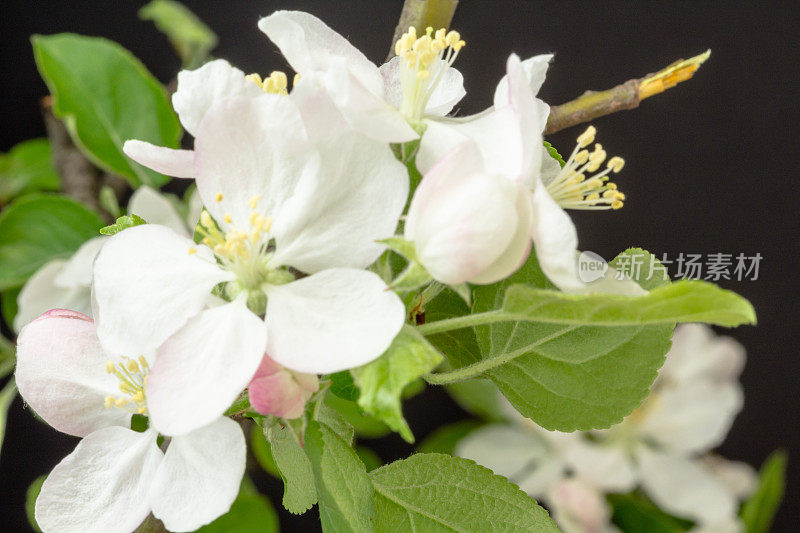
top-left (106, 360), bottom-right (115, 374)
top-left (574, 150), bottom-right (589, 165)
top-left (138, 356), bottom-right (149, 370)
top-left (215, 192), bottom-right (224, 202)
top-left (104, 396), bottom-right (114, 409)
top-left (200, 211), bottom-right (214, 228)
top-left (246, 73), bottom-right (263, 87)
top-left (126, 359), bottom-right (140, 373)
top-left (612, 200), bottom-right (624, 209)
top-left (607, 156), bottom-right (625, 172)
top-left (224, 214), bottom-right (232, 224)
top-left (188, 247), bottom-right (197, 255)
top-left (262, 216), bottom-right (274, 233)
top-left (603, 190), bottom-right (617, 199)
top-left (247, 195), bottom-right (261, 209)
top-left (138, 406), bottom-right (147, 414)
top-left (115, 398), bottom-right (128, 407)
top-left (293, 73), bottom-right (301, 87)
top-left (586, 193), bottom-right (600, 201)
top-left (577, 126), bottom-right (597, 148)
top-left (616, 192), bottom-right (626, 201)
top-left (607, 182), bottom-right (618, 190)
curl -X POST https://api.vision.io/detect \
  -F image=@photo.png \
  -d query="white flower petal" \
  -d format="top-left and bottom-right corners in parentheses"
top-left (172, 59), bottom-right (264, 136)
top-left (640, 380), bottom-right (743, 455)
top-left (562, 439), bottom-right (637, 492)
top-left (265, 269), bottom-right (404, 374)
top-left (186, 187), bottom-right (204, 231)
top-left (54, 237), bottom-right (107, 289)
top-left (14, 259), bottom-right (91, 332)
top-left (660, 324), bottom-right (746, 384)
top-left (701, 456), bottom-right (758, 500)
top-left (147, 297), bottom-right (267, 436)
top-left (93, 224), bottom-right (233, 356)
top-left (456, 424), bottom-right (551, 483)
top-left (15, 310), bottom-right (130, 437)
top-left (270, 131), bottom-right (408, 272)
top-left (494, 54), bottom-right (553, 107)
top-left (123, 140), bottom-right (195, 179)
top-left (406, 143), bottom-right (526, 284)
top-left (540, 145), bottom-right (563, 186)
top-left (150, 417), bottom-right (246, 532)
top-left (380, 57), bottom-right (466, 117)
top-left (128, 186), bottom-right (191, 237)
top-left (259, 11), bottom-right (417, 142)
top-left (638, 447), bottom-right (738, 524)
top-left (35, 427), bottom-right (162, 533)
top-left (529, 180), bottom-right (582, 291)
top-left (194, 94), bottom-right (308, 231)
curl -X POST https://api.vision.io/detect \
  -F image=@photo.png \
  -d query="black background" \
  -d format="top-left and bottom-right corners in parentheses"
top-left (1, 1), bottom-right (798, 531)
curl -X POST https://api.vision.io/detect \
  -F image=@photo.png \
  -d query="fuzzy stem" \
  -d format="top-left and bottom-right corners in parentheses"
top-left (544, 50), bottom-right (711, 134)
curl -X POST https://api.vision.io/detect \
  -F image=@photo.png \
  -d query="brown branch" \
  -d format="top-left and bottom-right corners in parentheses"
top-left (545, 50), bottom-right (711, 135)
top-left (387, 0), bottom-right (459, 61)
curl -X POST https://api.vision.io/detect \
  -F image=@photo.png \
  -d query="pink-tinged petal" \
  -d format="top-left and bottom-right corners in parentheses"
top-left (150, 418), bottom-right (246, 531)
top-left (128, 186), bottom-right (191, 237)
top-left (93, 224), bottom-right (233, 356)
top-left (248, 355), bottom-right (319, 419)
top-left (15, 311), bottom-right (130, 437)
top-left (35, 427), bottom-right (162, 533)
top-left (546, 479), bottom-right (613, 533)
top-left (406, 143), bottom-right (525, 285)
top-left (265, 269), bottom-right (405, 374)
top-left (172, 59), bottom-right (265, 136)
top-left (194, 94), bottom-right (308, 232)
top-left (123, 140), bottom-right (195, 179)
top-left (494, 54), bottom-right (553, 107)
top-left (147, 296), bottom-right (267, 436)
top-left (269, 130), bottom-right (408, 273)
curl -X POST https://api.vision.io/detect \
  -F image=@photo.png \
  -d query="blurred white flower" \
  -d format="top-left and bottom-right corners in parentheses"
top-left (13, 186), bottom-right (199, 332)
top-left (15, 309), bottom-right (245, 533)
top-left (457, 324), bottom-right (756, 532)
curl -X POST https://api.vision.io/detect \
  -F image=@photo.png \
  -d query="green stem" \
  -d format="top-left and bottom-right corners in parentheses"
top-left (415, 309), bottom-right (506, 335)
top-left (423, 325), bottom-right (577, 384)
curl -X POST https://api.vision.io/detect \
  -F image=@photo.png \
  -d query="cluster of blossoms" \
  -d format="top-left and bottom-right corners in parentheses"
top-left (15, 10), bottom-right (658, 532)
top-left (458, 324), bottom-right (755, 533)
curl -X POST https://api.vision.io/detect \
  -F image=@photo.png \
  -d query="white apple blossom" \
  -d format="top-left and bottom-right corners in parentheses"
top-left (258, 11), bottom-right (468, 143)
top-left (15, 309), bottom-right (246, 533)
top-left (93, 93), bottom-right (407, 436)
top-left (418, 53), bottom-right (640, 295)
top-left (457, 324), bottom-right (756, 532)
top-left (13, 186), bottom-right (200, 331)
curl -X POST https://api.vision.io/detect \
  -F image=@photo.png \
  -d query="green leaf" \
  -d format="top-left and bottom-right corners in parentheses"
top-left (99, 213), bottom-right (147, 235)
top-left (355, 446), bottom-right (383, 472)
top-left (329, 370), bottom-right (360, 402)
top-left (0, 139), bottom-right (60, 204)
top-left (369, 453), bottom-right (558, 532)
top-left (352, 325), bottom-right (443, 442)
top-left (305, 420), bottom-right (374, 532)
top-left (740, 450), bottom-right (787, 533)
top-left (250, 424), bottom-right (279, 478)
top-left (416, 420), bottom-right (483, 455)
top-left (500, 280), bottom-right (756, 327)
top-left (1, 288), bottom-right (19, 331)
top-left (314, 399), bottom-right (355, 445)
top-left (0, 194), bottom-right (104, 290)
top-left (324, 393), bottom-right (391, 439)
top-left (543, 141), bottom-right (565, 168)
top-left (0, 336), bottom-right (15, 380)
top-left (0, 378), bottom-right (16, 456)
top-left (26, 475), bottom-right (46, 533)
top-left (608, 492), bottom-right (692, 533)
top-left (463, 249), bottom-right (755, 431)
top-left (264, 419), bottom-right (317, 514)
top-left (32, 33), bottom-right (181, 187)
top-left (196, 477), bottom-right (279, 533)
top-left (139, 0), bottom-right (218, 69)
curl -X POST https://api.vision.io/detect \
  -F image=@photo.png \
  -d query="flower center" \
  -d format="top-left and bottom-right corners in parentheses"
top-left (246, 71), bottom-right (299, 95)
top-left (394, 26), bottom-right (465, 124)
top-left (193, 194), bottom-right (294, 313)
top-left (545, 126), bottom-right (627, 210)
top-left (104, 356), bottom-right (150, 414)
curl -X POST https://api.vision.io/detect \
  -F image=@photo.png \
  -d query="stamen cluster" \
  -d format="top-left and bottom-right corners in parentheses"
top-left (546, 126), bottom-right (627, 210)
top-left (104, 356), bottom-right (150, 414)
